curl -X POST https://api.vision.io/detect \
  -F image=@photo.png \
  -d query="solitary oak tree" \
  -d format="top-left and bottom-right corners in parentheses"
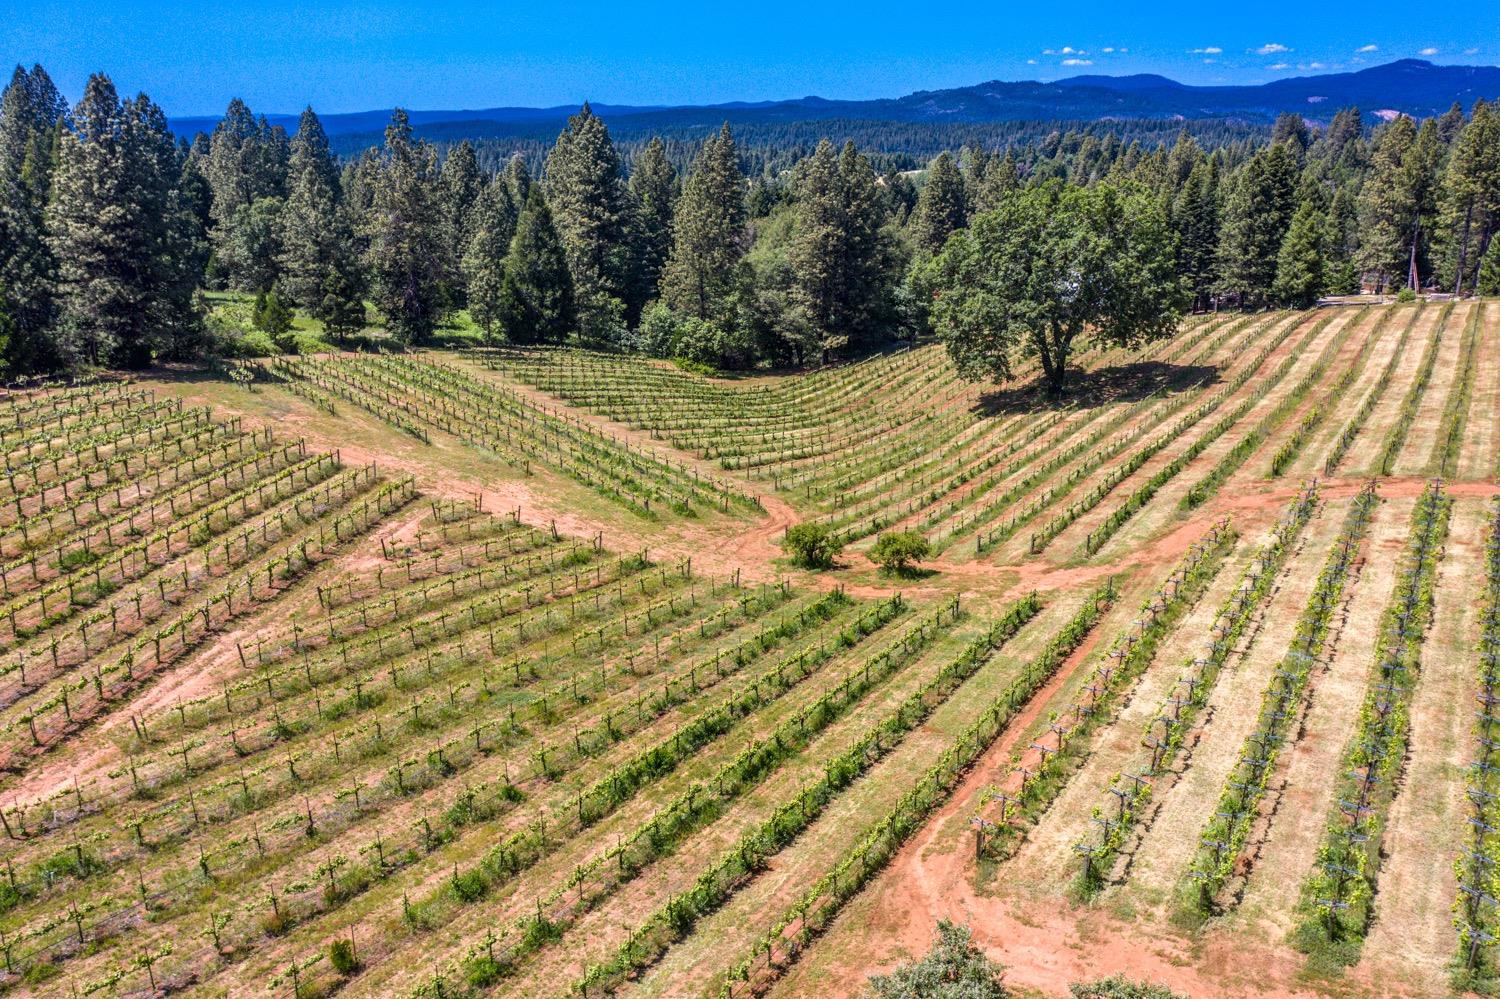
top-left (925, 181), bottom-right (1183, 396)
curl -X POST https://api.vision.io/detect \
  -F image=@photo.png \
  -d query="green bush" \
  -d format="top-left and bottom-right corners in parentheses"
top-left (253, 289), bottom-right (295, 337)
top-left (870, 531), bottom-right (932, 576)
top-left (1395, 287), bottom-right (1418, 302)
top-left (783, 522), bottom-right (843, 569)
top-left (328, 937), bottom-right (359, 975)
top-left (866, 920), bottom-right (1006, 998)
top-left (1070, 976), bottom-right (1188, 999)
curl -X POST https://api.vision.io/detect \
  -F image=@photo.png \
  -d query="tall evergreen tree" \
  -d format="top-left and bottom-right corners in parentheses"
top-left (1164, 130), bottom-right (1205, 192)
top-left (1215, 142), bottom-right (1297, 306)
top-left (1356, 115), bottom-right (1421, 291)
top-left (967, 149), bottom-right (1020, 218)
top-left (204, 98), bottom-right (286, 222)
top-left (789, 140), bottom-right (906, 360)
top-left (48, 75), bottom-right (200, 368)
top-left (628, 137), bottom-right (677, 304)
top-left (205, 98), bottom-right (289, 290)
top-left (1478, 239), bottom-right (1500, 296)
top-left (1271, 112), bottom-right (1311, 159)
top-left (661, 123), bottom-right (746, 323)
top-left (503, 153), bottom-right (532, 212)
top-left (131, 93), bottom-right (207, 360)
top-left (440, 139), bottom-right (482, 303)
top-left (909, 151), bottom-right (967, 255)
top-left (496, 188), bottom-right (575, 345)
top-left (1272, 199), bottom-right (1327, 307)
top-left (278, 107), bottom-right (364, 334)
top-left (463, 171), bottom-right (524, 340)
top-left (544, 104), bottom-right (634, 341)
top-left (1439, 101), bottom-right (1500, 295)
top-left (1171, 158), bottom-right (1219, 311)
top-left (1324, 185), bottom-right (1361, 294)
top-left (0, 64), bottom-right (66, 373)
top-left (364, 109), bottom-right (447, 344)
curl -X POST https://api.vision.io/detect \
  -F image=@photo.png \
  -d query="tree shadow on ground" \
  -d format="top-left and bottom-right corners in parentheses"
top-left (972, 360), bottom-right (1223, 417)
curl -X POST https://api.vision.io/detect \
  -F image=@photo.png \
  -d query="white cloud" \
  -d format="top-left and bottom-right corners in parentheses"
top-left (1420, 46), bottom-right (1439, 55)
top-left (1191, 46), bottom-right (1223, 54)
top-left (1267, 62), bottom-right (1291, 70)
top-left (1464, 47), bottom-right (1480, 55)
top-left (1356, 44), bottom-right (1378, 53)
top-left (1061, 58), bottom-right (1094, 66)
top-left (1202, 58), bottom-right (1217, 64)
top-left (1026, 58), bottom-right (1038, 65)
top-left (1117, 47), bottom-right (1129, 53)
top-left (1308, 61), bottom-right (1327, 69)
top-left (1042, 48), bottom-right (1055, 55)
top-left (1257, 43), bottom-right (1291, 55)
top-left (1102, 46), bottom-right (1115, 53)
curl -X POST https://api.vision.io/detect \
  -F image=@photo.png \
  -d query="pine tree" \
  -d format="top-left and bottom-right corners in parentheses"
top-left (48, 76), bottom-right (201, 368)
top-left (880, 169), bottom-right (918, 225)
top-left (1439, 101), bottom-right (1500, 295)
top-left (440, 140), bottom-right (482, 303)
top-left (278, 107), bottom-right (339, 308)
top-left (205, 99), bottom-right (289, 291)
top-left (1164, 130), bottom-right (1205, 192)
top-left (0, 64), bottom-right (66, 373)
top-left (967, 149), bottom-right (1019, 218)
top-left (909, 151), bottom-right (967, 255)
top-left (205, 99), bottom-right (287, 222)
top-left (253, 288), bottom-right (294, 338)
top-left (1272, 200), bottom-right (1327, 307)
top-left (1171, 158), bottom-right (1219, 311)
top-left (544, 104), bottom-right (634, 341)
top-left (496, 188), bottom-right (575, 345)
top-left (789, 140), bottom-right (906, 360)
top-left (0, 283), bottom-right (12, 371)
top-left (46, 75), bottom-right (136, 366)
top-left (1271, 112), bottom-right (1311, 159)
top-left (217, 196), bottom-right (284, 293)
top-left (1478, 239), bottom-right (1500, 296)
top-left (364, 109), bottom-right (447, 344)
top-left (278, 107), bottom-right (364, 332)
top-left (129, 93), bottom-right (206, 361)
top-left (503, 153), bottom-right (532, 212)
top-left (1215, 143), bottom-right (1297, 306)
top-left (662, 123), bottom-right (746, 323)
top-left (628, 137), bottom-right (677, 304)
top-left (463, 175), bottom-right (522, 340)
top-left (1356, 116), bottom-right (1419, 292)
top-left (1324, 185), bottom-right (1361, 294)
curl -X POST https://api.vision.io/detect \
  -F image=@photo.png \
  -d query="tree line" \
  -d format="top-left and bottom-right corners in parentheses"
top-left (0, 62), bottom-right (1497, 379)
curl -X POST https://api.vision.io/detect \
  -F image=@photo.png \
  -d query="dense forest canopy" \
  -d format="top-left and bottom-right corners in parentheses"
top-left (0, 61), bottom-right (1498, 382)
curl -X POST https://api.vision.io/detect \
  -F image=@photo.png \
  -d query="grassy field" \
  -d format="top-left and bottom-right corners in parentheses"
top-left (0, 299), bottom-right (1495, 999)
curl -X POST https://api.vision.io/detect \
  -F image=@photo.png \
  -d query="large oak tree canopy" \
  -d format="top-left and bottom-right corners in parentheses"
top-left (924, 181), bottom-right (1184, 395)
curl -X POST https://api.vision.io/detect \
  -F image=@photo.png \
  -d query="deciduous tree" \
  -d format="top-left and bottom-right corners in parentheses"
top-left (927, 181), bottom-right (1183, 396)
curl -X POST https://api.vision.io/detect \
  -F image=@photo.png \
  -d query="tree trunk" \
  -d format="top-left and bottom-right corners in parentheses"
top-left (1454, 201), bottom-right (1474, 298)
top-left (1037, 326), bottom-right (1071, 397)
top-left (1408, 216), bottom-right (1421, 291)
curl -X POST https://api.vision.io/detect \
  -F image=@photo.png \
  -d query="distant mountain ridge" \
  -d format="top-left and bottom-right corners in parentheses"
top-left (169, 59), bottom-right (1500, 141)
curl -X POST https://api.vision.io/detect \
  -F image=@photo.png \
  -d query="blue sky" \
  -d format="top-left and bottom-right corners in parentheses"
top-left (4, 0), bottom-right (1495, 114)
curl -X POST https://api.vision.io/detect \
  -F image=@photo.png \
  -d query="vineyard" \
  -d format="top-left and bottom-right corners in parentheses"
top-left (1, 297), bottom-right (1497, 999)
